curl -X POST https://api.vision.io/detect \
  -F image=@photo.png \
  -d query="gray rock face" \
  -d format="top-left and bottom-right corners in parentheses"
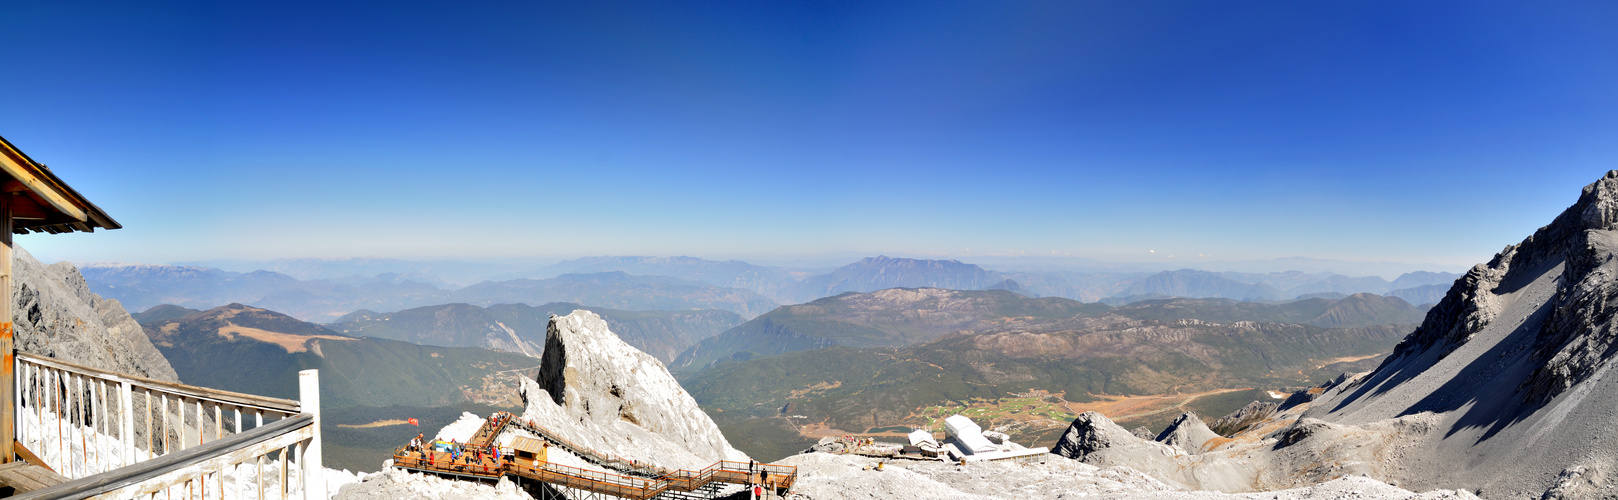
top-left (1052, 412), bottom-right (1146, 462)
top-left (13, 247), bottom-right (177, 381)
top-left (1064, 171), bottom-right (1618, 499)
top-left (1302, 170), bottom-right (1618, 497)
top-left (1155, 412), bottom-right (1220, 454)
top-left (1051, 406), bottom-right (1436, 493)
top-left (1052, 412), bottom-right (1256, 491)
top-left (1209, 401), bottom-right (1278, 436)
top-left (520, 310), bottom-right (747, 470)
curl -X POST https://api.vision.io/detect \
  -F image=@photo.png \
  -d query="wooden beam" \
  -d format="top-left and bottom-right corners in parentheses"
top-left (0, 151), bottom-right (85, 223)
top-left (5, 196), bottom-right (46, 221)
top-left (1, 194), bottom-right (13, 463)
top-left (12, 443), bottom-right (48, 472)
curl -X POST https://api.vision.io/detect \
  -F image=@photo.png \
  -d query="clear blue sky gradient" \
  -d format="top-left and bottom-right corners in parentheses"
top-left (3, 1), bottom-right (1615, 267)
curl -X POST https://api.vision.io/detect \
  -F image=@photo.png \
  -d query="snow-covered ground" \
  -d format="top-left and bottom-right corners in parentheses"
top-left (433, 412), bottom-right (608, 474)
top-left (334, 467), bottom-right (527, 500)
top-left (334, 451), bottom-right (1480, 500)
top-left (779, 453), bottom-right (1480, 500)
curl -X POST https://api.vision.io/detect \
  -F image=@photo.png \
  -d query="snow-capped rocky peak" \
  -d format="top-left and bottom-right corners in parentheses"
top-left (520, 309), bottom-right (748, 470)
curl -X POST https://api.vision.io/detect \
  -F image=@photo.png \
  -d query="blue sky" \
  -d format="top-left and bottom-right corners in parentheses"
top-left (3, 1), bottom-right (1614, 269)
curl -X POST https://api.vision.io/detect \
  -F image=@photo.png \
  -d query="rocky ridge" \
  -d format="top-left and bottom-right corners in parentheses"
top-left (15, 247), bottom-right (177, 381)
top-left (331, 302), bottom-right (743, 363)
top-left (522, 309), bottom-right (748, 470)
top-left (1053, 171), bottom-right (1618, 498)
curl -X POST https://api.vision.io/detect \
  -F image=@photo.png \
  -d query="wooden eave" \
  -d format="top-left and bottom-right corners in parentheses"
top-left (0, 134), bottom-right (121, 235)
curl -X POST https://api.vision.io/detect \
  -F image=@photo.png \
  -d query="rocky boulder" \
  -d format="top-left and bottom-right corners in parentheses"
top-left (1208, 401), bottom-right (1278, 436)
top-left (1052, 412), bottom-right (1257, 491)
top-left (1053, 412), bottom-right (1151, 462)
top-left (1155, 412), bottom-right (1221, 454)
top-left (520, 310), bottom-right (747, 470)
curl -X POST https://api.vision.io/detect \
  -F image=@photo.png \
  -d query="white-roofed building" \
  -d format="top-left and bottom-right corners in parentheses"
top-left (942, 414), bottom-right (997, 454)
top-left (908, 429), bottom-right (938, 447)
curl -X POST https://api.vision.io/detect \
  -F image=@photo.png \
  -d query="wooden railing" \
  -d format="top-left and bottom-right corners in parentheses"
top-left (497, 413), bottom-right (664, 477)
top-left (393, 446), bottom-right (797, 500)
top-left (12, 353), bottom-right (324, 500)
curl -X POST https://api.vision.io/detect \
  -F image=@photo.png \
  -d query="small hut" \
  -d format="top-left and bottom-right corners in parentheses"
top-left (0, 135), bottom-right (122, 462)
top-left (509, 436), bottom-right (548, 466)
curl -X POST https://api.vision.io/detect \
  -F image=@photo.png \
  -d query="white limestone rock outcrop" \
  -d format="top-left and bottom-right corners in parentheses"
top-left (13, 247), bottom-right (178, 381)
top-left (519, 310), bottom-right (747, 470)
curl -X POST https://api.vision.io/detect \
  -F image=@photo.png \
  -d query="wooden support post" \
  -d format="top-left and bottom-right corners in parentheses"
top-left (1, 193), bottom-right (13, 463)
top-left (121, 380), bottom-right (134, 467)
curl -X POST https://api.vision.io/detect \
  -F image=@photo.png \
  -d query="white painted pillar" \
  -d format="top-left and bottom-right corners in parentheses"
top-left (298, 370), bottom-right (323, 500)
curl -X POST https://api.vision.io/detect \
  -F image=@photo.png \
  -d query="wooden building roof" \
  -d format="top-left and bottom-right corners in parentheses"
top-left (509, 436), bottom-right (546, 454)
top-left (0, 135), bottom-right (121, 235)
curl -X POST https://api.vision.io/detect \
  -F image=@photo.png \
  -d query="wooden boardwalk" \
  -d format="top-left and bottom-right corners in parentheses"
top-left (392, 412), bottom-right (795, 499)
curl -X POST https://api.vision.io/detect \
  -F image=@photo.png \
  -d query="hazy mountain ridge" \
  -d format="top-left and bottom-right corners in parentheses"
top-left (142, 303), bottom-right (539, 408)
top-left (782, 255), bottom-right (1005, 303)
top-left (1111, 294), bottom-right (1427, 329)
top-left (329, 301), bottom-right (743, 362)
top-left (85, 264), bottom-right (776, 322)
top-left (450, 271), bottom-right (777, 318)
top-left (1111, 270), bottom-right (1284, 302)
top-left (671, 288), bottom-right (1111, 371)
top-left (1105, 269), bottom-right (1461, 304)
top-left (684, 303), bottom-right (1414, 460)
top-left (534, 256), bottom-right (799, 302)
top-left (82, 264), bottom-right (450, 322)
top-left (1384, 284), bottom-right (1449, 307)
top-left (674, 289), bottom-right (1424, 372)
top-left (87, 256), bottom-right (1459, 331)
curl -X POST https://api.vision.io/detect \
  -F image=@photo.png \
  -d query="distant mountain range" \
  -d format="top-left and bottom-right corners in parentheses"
top-left (682, 292), bottom-right (1421, 459)
top-left (533, 256), bottom-right (800, 301)
top-left (671, 288), bottom-right (1109, 371)
top-left (1103, 269), bottom-right (1459, 305)
top-left (83, 264), bottom-right (774, 322)
top-left (780, 256), bottom-right (1005, 303)
top-left (535, 256), bottom-right (1461, 306)
top-left (450, 271), bottom-right (777, 318)
top-left (140, 303), bottom-right (539, 408)
top-left (672, 288), bottom-right (1427, 372)
top-left (328, 302), bottom-right (743, 363)
top-left (84, 255), bottom-right (1461, 325)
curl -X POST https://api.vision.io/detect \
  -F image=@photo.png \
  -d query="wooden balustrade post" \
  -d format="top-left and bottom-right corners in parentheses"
top-left (1, 193), bottom-right (14, 463)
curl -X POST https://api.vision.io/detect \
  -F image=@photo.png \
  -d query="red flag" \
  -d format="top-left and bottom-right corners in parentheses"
top-left (408, 418), bottom-right (419, 426)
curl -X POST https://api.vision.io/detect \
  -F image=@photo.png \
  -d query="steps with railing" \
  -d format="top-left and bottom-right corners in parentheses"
top-left (392, 412), bottom-right (795, 499)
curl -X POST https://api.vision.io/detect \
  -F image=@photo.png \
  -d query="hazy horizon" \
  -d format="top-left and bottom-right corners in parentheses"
top-left (58, 252), bottom-right (1467, 285)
